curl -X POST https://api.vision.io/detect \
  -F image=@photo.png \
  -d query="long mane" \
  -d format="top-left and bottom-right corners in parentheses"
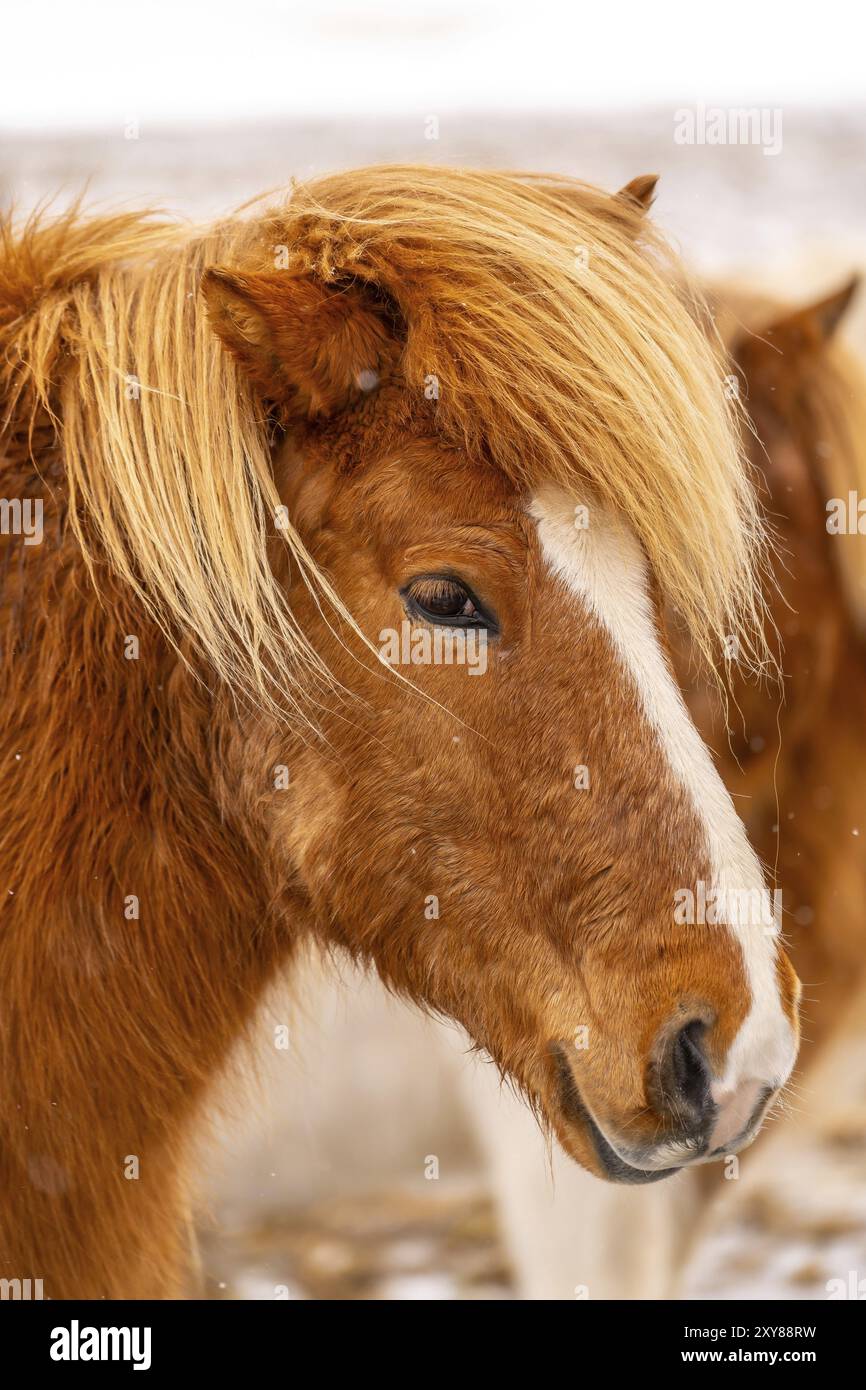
top-left (713, 279), bottom-right (866, 636)
top-left (1, 166), bottom-right (768, 703)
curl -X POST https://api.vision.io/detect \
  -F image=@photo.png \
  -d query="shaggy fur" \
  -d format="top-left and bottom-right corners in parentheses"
top-left (0, 166), bottom-right (794, 1298)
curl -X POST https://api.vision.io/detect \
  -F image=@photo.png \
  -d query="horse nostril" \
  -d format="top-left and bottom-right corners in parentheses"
top-left (669, 1019), bottom-right (712, 1114)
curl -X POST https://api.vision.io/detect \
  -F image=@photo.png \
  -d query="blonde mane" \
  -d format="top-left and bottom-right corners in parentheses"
top-left (1, 166), bottom-right (767, 705)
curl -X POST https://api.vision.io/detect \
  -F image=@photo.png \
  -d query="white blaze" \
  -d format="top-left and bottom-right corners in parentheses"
top-left (530, 486), bottom-right (797, 1095)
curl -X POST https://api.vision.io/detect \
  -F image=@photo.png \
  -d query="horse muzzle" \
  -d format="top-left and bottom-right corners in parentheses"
top-left (551, 1018), bottom-right (788, 1184)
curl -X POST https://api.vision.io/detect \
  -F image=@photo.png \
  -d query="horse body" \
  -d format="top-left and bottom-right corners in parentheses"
top-left (0, 168), bottom-right (798, 1297)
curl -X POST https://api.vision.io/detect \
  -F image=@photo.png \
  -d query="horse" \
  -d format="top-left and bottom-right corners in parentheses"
top-left (688, 274), bottom-right (866, 1044)
top-left (0, 166), bottom-right (799, 1299)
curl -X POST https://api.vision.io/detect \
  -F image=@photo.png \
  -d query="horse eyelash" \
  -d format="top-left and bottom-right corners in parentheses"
top-left (399, 574), bottom-right (499, 633)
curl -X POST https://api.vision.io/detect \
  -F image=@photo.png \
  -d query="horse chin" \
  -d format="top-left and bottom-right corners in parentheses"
top-left (562, 1111), bottom-right (681, 1186)
top-left (554, 1100), bottom-right (681, 1186)
top-left (549, 1042), bottom-right (681, 1186)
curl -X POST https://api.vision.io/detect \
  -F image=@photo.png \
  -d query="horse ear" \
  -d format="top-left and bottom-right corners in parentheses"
top-left (616, 174), bottom-right (659, 215)
top-left (201, 267), bottom-right (397, 417)
top-left (763, 275), bottom-right (860, 354)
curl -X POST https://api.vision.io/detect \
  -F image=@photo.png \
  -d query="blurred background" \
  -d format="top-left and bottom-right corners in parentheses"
top-left (3, 0), bottom-right (866, 1299)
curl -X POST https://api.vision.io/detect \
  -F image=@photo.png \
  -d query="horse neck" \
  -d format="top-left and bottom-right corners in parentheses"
top-left (0, 502), bottom-right (301, 1294)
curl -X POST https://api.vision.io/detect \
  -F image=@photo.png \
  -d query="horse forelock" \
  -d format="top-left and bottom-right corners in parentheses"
top-left (1, 166), bottom-right (771, 711)
top-left (276, 166), bottom-right (770, 675)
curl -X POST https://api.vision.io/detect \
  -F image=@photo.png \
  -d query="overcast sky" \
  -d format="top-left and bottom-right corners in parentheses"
top-left (2, 0), bottom-right (863, 132)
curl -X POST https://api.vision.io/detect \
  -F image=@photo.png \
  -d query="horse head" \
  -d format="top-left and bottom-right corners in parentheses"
top-left (197, 166), bottom-right (800, 1181)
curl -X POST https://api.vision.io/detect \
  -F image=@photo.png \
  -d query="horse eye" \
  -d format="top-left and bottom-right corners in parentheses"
top-left (401, 575), bottom-right (496, 630)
